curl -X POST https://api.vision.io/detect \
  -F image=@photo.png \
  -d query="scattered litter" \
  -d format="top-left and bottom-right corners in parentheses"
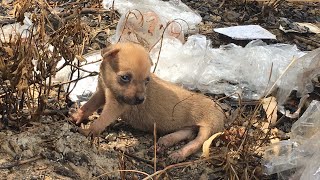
top-left (150, 35), bottom-right (319, 105)
top-left (263, 100), bottom-right (320, 179)
top-left (52, 51), bottom-right (102, 104)
top-left (102, 0), bottom-right (202, 32)
top-left (0, 15), bottom-right (33, 41)
top-left (279, 18), bottom-right (320, 34)
top-left (110, 8), bottom-right (185, 50)
top-left (213, 25), bottom-right (277, 40)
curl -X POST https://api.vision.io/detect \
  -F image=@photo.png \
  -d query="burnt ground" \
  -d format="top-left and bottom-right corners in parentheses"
top-left (0, 0), bottom-right (319, 180)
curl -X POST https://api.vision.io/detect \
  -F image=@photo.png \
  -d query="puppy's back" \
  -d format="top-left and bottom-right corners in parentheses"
top-left (121, 74), bottom-right (225, 134)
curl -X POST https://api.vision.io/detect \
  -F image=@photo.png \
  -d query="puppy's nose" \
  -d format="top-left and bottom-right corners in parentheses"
top-left (135, 96), bottom-right (145, 104)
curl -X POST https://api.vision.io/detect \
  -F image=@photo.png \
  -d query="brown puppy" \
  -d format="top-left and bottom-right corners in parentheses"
top-left (70, 42), bottom-right (226, 162)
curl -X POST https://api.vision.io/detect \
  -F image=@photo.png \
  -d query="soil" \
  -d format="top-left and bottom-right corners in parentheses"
top-left (0, 0), bottom-right (319, 179)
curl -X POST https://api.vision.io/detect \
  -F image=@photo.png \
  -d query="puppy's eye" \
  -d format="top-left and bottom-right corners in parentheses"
top-left (120, 75), bottom-right (131, 83)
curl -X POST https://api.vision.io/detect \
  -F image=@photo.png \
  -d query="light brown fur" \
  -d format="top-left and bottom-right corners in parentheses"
top-left (70, 42), bottom-right (226, 162)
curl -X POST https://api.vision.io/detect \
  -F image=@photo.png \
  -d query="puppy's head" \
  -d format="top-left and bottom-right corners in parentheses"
top-left (100, 43), bottom-right (152, 105)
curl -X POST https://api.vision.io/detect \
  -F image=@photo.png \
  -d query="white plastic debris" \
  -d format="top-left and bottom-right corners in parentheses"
top-left (52, 51), bottom-right (102, 103)
top-left (0, 15), bottom-right (33, 41)
top-left (150, 34), bottom-right (317, 102)
top-left (213, 25), bottom-right (277, 40)
top-left (263, 140), bottom-right (300, 175)
top-left (102, 0), bottom-right (202, 33)
top-left (291, 100), bottom-right (320, 144)
top-left (263, 101), bottom-right (320, 179)
top-left (277, 47), bottom-right (320, 105)
top-left (110, 8), bottom-right (185, 50)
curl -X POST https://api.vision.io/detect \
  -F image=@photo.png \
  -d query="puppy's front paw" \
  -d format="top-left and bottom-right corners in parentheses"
top-left (168, 151), bottom-right (186, 164)
top-left (80, 120), bottom-right (106, 138)
top-left (69, 108), bottom-right (85, 124)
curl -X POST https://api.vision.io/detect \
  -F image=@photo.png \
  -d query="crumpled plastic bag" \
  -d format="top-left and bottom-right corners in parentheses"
top-left (150, 34), bottom-right (316, 103)
top-left (263, 101), bottom-right (320, 179)
top-left (110, 8), bottom-right (185, 50)
top-left (0, 15), bottom-right (33, 42)
top-left (102, 0), bottom-right (202, 32)
top-left (52, 51), bottom-right (102, 103)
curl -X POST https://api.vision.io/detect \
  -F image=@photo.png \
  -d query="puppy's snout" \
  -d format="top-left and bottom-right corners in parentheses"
top-left (134, 96), bottom-right (145, 104)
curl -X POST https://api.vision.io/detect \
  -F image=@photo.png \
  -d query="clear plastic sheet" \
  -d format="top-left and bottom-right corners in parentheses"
top-left (110, 8), bottom-right (185, 50)
top-left (102, 0), bottom-right (202, 32)
top-left (0, 15), bottom-right (33, 41)
top-left (52, 51), bottom-right (102, 103)
top-left (151, 35), bottom-right (312, 101)
top-left (263, 101), bottom-right (320, 179)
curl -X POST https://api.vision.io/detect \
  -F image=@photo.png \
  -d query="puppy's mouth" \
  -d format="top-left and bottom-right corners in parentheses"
top-left (116, 95), bottom-right (145, 105)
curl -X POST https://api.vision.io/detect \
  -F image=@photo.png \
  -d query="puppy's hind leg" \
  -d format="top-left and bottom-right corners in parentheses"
top-left (155, 127), bottom-right (196, 153)
top-left (70, 86), bottom-right (105, 124)
top-left (168, 126), bottom-right (212, 163)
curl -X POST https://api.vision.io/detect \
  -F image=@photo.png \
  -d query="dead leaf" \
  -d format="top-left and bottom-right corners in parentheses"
top-left (201, 132), bottom-right (224, 158)
top-left (3, 47), bottom-right (14, 57)
top-left (262, 96), bottom-right (277, 126)
top-left (261, 122), bottom-right (270, 134)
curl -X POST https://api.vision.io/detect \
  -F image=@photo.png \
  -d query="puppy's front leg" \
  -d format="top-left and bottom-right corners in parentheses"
top-left (71, 84), bottom-right (105, 124)
top-left (81, 93), bottom-right (128, 138)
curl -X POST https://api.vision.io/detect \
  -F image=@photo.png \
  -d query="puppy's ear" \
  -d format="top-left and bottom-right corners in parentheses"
top-left (101, 45), bottom-right (120, 71)
top-left (102, 45), bottom-right (120, 60)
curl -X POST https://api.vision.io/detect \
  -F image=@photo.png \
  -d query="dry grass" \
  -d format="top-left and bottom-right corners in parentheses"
top-left (0, 0), bottom-right (93, 129)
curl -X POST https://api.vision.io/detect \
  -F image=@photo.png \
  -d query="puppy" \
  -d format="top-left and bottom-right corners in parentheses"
top-left (70, 42), bottom-right (226, 162)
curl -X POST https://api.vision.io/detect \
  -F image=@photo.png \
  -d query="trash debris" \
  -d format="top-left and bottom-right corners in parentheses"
top-left (150, 34), bottom-right (314, 103)
top-left (52, 51), bottom-right (102, 104)
top-left (263, 140), bottom-right (300, 175)
top-left (263, 100), bottom-right (320, 179)
top-left (0, 15), bottom-right (33, 41)
top-left (277, 47), bottom-right (320, 105)
top-left (213, 25), bottom-right (277, 40)
top-left (279, 18), bottom-right (320, 34)
top-left (102, 0), bottom-right (202, 32)
top-left (290, 100), bottom-right (320, 144)
top-left (110, 8), bottom-right (185, 50)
